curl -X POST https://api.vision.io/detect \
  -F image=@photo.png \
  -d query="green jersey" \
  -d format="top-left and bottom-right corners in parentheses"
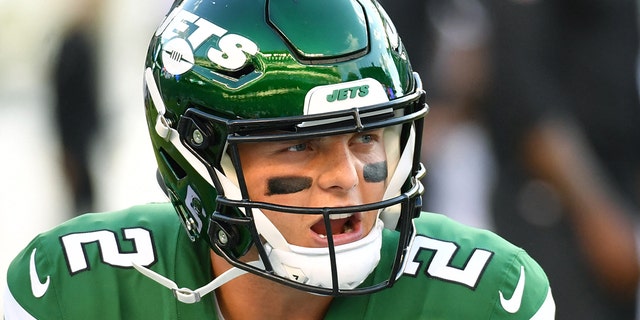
top-left (5, 203), bottom-right (554, 319)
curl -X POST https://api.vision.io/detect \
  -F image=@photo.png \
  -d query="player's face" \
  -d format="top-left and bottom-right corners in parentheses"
top-left (237, 129), bottom-right (388, 248)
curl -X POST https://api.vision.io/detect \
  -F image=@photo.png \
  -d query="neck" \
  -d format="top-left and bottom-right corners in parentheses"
top-left (210, 251), bottom-right (333, 320)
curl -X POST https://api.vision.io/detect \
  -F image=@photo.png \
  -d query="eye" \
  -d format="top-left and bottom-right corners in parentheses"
top-left (358, 134), bottom-right (374, 144)
top-left (287, 143), bottom-right (308, 152)
top-left (355, 130), bottom-right (383, 145)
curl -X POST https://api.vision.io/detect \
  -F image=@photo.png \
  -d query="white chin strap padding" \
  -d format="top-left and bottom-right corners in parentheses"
top-left (254, 210), bottom-right (384, 290)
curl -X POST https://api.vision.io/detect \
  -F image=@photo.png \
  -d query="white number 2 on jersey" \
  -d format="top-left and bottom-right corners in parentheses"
top-left (60, 228), bottom-right (156, 274)
top-left (403, 235), bottom-right (493, 289)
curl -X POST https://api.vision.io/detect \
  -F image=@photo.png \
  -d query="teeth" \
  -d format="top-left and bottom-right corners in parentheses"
top-left (315, 214), bottom-right (355, 239)
top-left (329, 213), bottom-right (353, 220)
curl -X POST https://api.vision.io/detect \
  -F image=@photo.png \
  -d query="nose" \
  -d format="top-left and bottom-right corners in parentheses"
top-left (315, 140), bottom-right (359, 193)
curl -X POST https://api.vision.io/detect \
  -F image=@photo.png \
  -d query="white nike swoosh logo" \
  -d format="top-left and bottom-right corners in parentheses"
top-left (30, 248), bottom-right (50, 298)
top-left (499, 265), bottom-right (525, 313)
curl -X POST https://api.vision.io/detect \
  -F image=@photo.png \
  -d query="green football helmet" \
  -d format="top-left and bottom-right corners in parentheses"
top-left (142, 0), bottom-right (427, 299)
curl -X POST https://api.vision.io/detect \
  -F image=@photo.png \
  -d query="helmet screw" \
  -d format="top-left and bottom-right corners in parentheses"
top-left (186, 218), bottom-right (196, 231)
top-left (192, 129), bottom-right (204, 145)
top-left (217, 230), bottom-right (229, 245)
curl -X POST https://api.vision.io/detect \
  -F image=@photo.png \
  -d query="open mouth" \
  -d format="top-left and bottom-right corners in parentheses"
top-left (309, 213), bottom-right (364, 246)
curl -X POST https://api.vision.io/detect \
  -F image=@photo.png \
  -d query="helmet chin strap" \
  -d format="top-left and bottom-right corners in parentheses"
top-left (132, 260), bottom-right (264, 304)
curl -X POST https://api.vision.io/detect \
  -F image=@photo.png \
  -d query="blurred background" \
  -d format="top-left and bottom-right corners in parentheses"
top-left (381, 0), bottom-right (640, 319)
top-left (0, 0), bottom-right (172, 313)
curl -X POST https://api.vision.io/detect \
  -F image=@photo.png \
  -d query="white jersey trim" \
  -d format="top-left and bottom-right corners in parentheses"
top-left (530, 287), bottom-right (556, 320)
top-left (4, 286), bottom-right (37, 320)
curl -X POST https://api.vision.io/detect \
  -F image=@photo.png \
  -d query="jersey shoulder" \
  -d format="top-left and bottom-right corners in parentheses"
top-left (5, 203), bottom-right (216, 319)
top-left (331, 212), bottom-right (555, 319)
top-left (406, 212), bottom-right (554, 318)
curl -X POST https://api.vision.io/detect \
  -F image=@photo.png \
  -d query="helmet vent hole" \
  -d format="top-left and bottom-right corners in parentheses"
top-left (159, 148), bottom-right (187, 180)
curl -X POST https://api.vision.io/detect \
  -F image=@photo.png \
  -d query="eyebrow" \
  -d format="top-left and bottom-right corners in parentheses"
top-left (266, 176), bottom-right (313, 195)
top-left (363, 161), bottom-right (387, 183)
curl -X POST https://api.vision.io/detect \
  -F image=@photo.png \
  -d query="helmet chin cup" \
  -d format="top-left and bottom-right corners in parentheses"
top-left (263, 219), bottom-right (384, 290)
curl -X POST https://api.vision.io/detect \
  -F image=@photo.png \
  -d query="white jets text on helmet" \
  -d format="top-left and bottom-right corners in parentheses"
top-left (156, 8), bottom-right (258, 75)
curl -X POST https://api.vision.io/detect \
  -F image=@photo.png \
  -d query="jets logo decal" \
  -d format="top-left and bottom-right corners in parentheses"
top-left (326, 85), bottom-right (369, 102)
top-left (156, 7), bottom-right (258, 75)
top-left (304, 78), bottom-right (389, 116)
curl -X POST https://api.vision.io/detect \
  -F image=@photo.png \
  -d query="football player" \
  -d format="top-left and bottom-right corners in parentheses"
top-left (5, 0), bottom-right (555, 319)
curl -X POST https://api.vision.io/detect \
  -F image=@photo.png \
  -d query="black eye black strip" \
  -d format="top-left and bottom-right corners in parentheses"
top-left (363, 161), bottom-right (388, 183)
top-left (266, 176), bottom-right (313, 195)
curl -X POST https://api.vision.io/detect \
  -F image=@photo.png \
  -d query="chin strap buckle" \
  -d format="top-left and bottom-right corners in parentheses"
top-left (172, 287), bottom-right (202, 303)
top-left (132, 260), bottom-right (263, 304)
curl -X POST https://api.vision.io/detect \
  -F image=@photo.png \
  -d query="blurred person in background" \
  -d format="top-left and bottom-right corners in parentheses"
top-left (52, 0), bottom-right (103, 215)
top-left (385, 0), bottom-right (640, 319)
top-left (485, 1), bottom-right (640, 318)
top-left (380, 0), bottom-right (496, 231)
